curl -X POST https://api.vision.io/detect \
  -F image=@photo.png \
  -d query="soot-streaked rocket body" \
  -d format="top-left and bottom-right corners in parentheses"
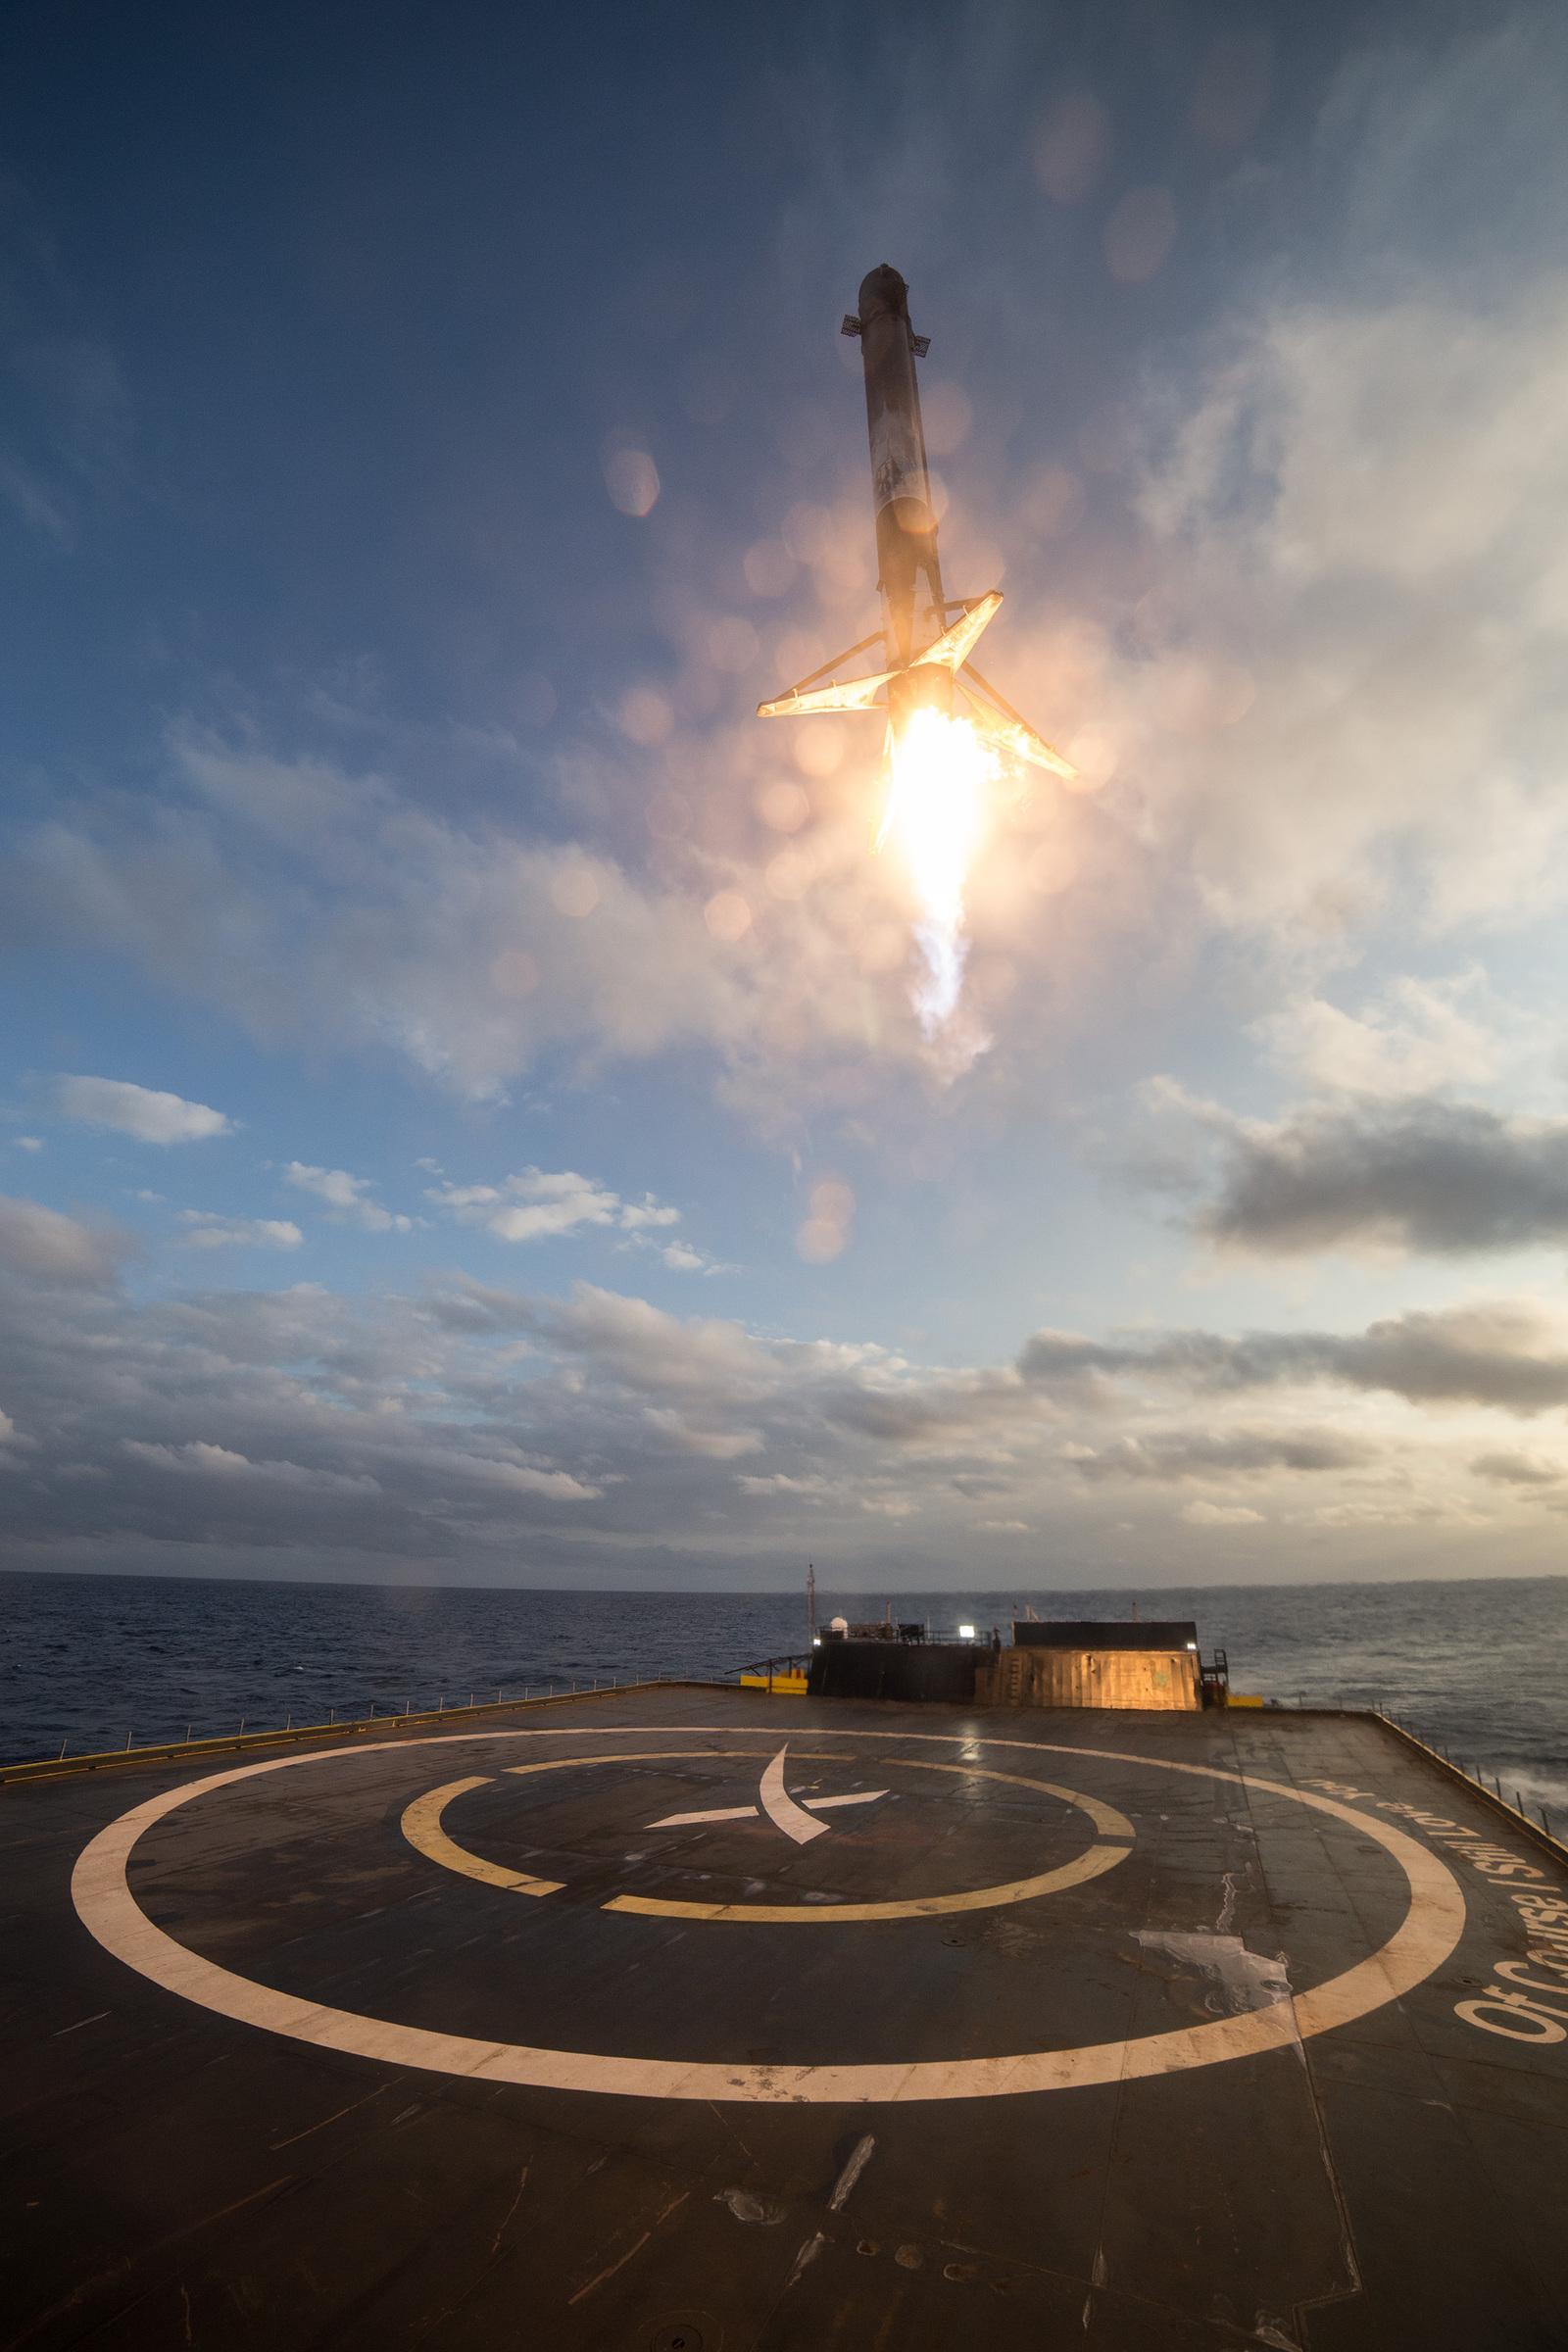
top-left (847, 263), bottom-right (945, 673)
top-left (757, 262), bottom-right (1077, 794)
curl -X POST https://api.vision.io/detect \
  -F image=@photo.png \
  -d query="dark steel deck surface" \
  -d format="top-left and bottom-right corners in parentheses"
top-left (4, 1690), bottom-right (1565, 2351)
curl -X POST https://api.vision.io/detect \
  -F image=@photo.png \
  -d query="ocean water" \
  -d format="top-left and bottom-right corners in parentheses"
top-left (2, 1570), bottom-right (1564, 1815)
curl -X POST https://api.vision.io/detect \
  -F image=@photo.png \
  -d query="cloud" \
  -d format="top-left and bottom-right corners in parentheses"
top-left (651, 1236), bottom-right (735, 1276)
top-left (0, 1258), bottom-right (1565, 1576)
top-left (1252, 972), bottom-right (1547, 1102)
top-left (122, 1440), bottom-right (379, 1493)
top-left (1186, 1097), bottom-right (1568, 1256)
top-left (428, 1167), bottom-right (679, 1247)
top-left (1179, 1500), bottom-right (1265, 1527)
top-left (618, 1195), bottom-right (682, 1232)
top-left (1063, 1428), bottom-right (1374, 1483)
top-left (735, 1471), bottom-right (836, 1499)
top-left (1020, 1298), bottom-right (1568, 1417)
top-left (1125, 259), bottom-right (1568, 955)
top-left (0, 1193), bottom-right (131, 1285)
top-left (532, 1282), bottom-right (773, 1403)
top-left (1469, 1449), bottom-right (1566, 1488)
top-left (283, 1163), bottom-right (412, 1233)
top-left (409, 1448), bottom-right (600, 1500)
top-left (0, 181), bottom-right (132, 547)
top-left (0, 455), bottom-right (70, 545)
top-left (1282, 1303), bottom-right (1568, 1415)
top-left (54, 1075), bottom-right (233, 1145)
top-left (11, 733), bottom-right (783, 1105)
top-left (177, 1213), bottom-right (303, 1251)
top-left (1292, 1495), bottom-right (1490, 1531)
top-left (1, 705), bottom-right (1124, 1137)
top-left (0, 1270), bottom-right (645, 1562)
top-left (642, 1409), bottom-right (761, 1459)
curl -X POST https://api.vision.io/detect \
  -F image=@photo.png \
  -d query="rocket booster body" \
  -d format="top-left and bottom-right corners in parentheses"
top-left (846, 266), bottom-right (947, 689)
top-left (756, 262), bottom-right (1077, 796)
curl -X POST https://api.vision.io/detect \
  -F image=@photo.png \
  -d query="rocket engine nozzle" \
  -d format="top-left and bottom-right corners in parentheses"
top-left (886, 663), bottom-right (954, 729)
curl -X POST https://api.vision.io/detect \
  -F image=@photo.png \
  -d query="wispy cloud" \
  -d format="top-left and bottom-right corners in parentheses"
top-left (0, 181), bottom-right (132, 548)
top-left (427, 1166), bottom-right (679, 1246)
top-left (658, 1238), bottom-right (736, 1275)
top-left (122, 1440), bottom-right (378, 1493)
top-left (55, 1075), bottom-right (233, 1146)
top-left (176, 1212), bottom-right (302, 1251)
top-left (1064, 1429), bottom-right (1374, 1483)
top-left (1020, 1298), bottom-right (1568, 1417)
top-left (1179, 1500), bottom-right (1265, 1527)
top-left (283, 1162), bottom-right (412, 1233)
top-left (1250, 971), bottom-right (1552, 1103)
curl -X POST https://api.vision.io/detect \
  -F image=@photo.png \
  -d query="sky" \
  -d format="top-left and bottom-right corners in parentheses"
top-left (4, 0), bottom-right (1568, 1591)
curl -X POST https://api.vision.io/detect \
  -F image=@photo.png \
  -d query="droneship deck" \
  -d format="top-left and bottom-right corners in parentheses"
top-left (4, 1688), bottom-right (1566, 2350)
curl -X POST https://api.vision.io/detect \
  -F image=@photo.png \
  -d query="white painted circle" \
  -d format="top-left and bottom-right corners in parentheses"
top-left (405, 1749), bottom-right (1136, 1923)
top-left (71, 1726), bottom-right (1468, 2105)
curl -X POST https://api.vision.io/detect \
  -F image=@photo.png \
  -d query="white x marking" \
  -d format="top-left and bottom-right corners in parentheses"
top-left (646, 1744), bottom-right (887, 1842)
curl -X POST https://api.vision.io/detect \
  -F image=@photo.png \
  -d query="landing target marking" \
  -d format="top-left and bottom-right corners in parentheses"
top-left (71, 1726), bottom-right (1468, 2105)
top-left (401, 1745), bottom-right (1133, 1922)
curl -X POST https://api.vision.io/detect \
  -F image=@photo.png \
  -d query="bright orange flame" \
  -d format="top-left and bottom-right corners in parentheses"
top-left (879, 709), bottom-right (995, 1033)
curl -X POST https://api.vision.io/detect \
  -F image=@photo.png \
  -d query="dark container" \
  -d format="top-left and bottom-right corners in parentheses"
top-left (806, 1640), bottom-right (981, 1702)
top-left (1011, 1620), bottom-right (1199, 1651)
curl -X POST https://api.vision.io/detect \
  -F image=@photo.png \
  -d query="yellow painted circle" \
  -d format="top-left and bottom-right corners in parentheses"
top-left (400, 1748), bottom-right (1136, 1922)
top-left (70, 1726), bottom-right (1468, 2105)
